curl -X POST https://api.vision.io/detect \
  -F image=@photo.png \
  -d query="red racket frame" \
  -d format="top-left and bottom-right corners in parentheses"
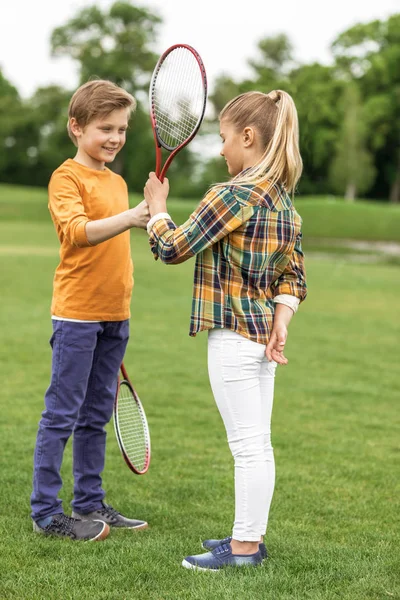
top-left (114, 362), bottom-right (151, 475)
top-left (149, 43), bottom-right (208, 182)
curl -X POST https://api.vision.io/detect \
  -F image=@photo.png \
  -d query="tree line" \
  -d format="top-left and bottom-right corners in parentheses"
top-left (0, 2), bottom-right (399, 202)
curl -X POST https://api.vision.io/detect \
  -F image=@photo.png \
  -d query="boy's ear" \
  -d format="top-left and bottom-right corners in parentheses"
top-left (69, 118), bottom-right (83, 138)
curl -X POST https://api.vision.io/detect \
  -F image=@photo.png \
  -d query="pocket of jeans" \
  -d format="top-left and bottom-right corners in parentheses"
top-left (236, 338), bottom-right (265, 378)
top-left (49, 321), bottom-right (63, 348)
top-left (220, 339), bottom-right (244, 382)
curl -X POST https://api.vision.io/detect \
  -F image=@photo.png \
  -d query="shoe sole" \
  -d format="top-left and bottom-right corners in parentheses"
top-left (182, 558), bottom-right (262, 571)
top-left (75, 519), bottom-right (149, 530)
top-left (72, 513), bottom-right (148, 530)
top-left (111, 522), bottom-right (149, 530)
top-left (91, 520), bottom-right (110, 541)
top-left (182, 559), bottom-right (220, 572)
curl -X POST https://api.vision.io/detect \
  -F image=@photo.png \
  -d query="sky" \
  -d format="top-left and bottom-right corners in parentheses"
top-left (0, 0), bottom-right (399, 99)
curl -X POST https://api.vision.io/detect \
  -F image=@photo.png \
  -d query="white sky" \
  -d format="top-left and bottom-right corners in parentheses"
top-left (0, 0), bottom-right (398, 98)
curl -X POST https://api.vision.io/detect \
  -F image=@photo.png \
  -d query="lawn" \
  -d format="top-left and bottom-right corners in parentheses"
top-left (0, 191), bottom-right (399, 599)
top-left (1, 183), bottom-right (400, 242)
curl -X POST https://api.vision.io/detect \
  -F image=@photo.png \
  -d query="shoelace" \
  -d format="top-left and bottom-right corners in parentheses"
top-left (46, 514), bottom-right (76, 536)
top-left (98, 503), bottom-right (120, 519)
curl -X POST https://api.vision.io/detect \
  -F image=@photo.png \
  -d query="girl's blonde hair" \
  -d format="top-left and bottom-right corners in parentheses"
top-left (219, 90), bottom-right (302, 194)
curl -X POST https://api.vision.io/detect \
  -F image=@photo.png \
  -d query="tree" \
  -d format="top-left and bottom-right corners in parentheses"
top-left (209, 37), bottom-right (345, 196)
top-left (249, 34), bottom-right (295, 82)
top-left (288, 63), bottom-right (345, 195)
top-left (332, 13), bottom-right (400, 202)
top-left (0, 70), bottom-right (23, 181)
top-left (23, 86), bottom-right (73, 186)
top-left (329, 84), bottom-right (376, 201)
top-left (49, 1), bottom-right (202, 195)
top-left (51, 2), bottom-right (161, 92)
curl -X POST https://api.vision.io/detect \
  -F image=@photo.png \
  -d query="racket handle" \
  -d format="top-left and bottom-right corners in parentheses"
top-left (120, 362), bottom-right (129, 381)
top-left (155, 143), bottom-right (162, 180)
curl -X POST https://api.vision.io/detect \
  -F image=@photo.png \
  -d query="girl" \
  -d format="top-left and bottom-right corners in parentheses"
top-left (144, 90), bottom-right (307, 570)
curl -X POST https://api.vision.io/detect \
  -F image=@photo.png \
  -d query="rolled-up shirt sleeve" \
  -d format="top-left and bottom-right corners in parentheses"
top-left (272, 232), bottom-right (307, 302)
top-left (48, 172), bottom-right (92, 248)
top-left (149, 187), bottom-right (254, 264)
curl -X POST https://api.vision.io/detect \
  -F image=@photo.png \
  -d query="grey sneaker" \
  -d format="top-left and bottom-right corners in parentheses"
top-left (72, 502), bottom-right (148, 529)
top-left (33, 513), bottom-right (109, 541)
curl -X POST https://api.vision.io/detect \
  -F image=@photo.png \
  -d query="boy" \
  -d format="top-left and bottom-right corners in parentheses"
top-left (31, 79), bottom-right (150, 541)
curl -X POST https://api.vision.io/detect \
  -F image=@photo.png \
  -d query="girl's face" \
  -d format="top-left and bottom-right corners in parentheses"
top-left (219, 119), bottom-right (246, 177)
top-left (71, 107), bottom-right (130, 170)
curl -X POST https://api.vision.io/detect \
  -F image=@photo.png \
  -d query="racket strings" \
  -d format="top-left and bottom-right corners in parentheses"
top-left (116, 382), bottom-right (150, 472)
top-left (154, 112), bottom-right (198, 147)
top-left (152, 47), bottom-right (206, 148)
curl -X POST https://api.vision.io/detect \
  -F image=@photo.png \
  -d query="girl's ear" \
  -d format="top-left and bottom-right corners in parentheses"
top-left (243, 126), bottom-right (255, 147)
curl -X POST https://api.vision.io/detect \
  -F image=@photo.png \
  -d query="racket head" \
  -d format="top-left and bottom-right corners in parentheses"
top-left (113, 376), bottom-right (151, 475)
top-left (149, 44), bottom-right (207, 156)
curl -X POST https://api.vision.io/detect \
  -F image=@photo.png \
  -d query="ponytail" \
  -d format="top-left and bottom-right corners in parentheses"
top-left (218, 90), bottom-right (302, 194)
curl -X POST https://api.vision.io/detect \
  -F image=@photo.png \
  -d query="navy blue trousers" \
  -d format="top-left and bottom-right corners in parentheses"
top-left (31, 319), bottom-right (129, 521)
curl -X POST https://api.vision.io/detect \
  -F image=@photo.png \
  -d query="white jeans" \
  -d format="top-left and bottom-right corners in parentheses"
top-left (208, 328), bottom-right (277, 542)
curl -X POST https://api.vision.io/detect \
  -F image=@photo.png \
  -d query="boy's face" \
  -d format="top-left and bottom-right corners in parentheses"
top-left (71, 108), bottom-right (130, 169)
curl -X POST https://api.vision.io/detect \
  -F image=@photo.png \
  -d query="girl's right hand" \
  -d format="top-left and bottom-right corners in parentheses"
top-left (265, 324), bottom-right (288, 365)
top-left (144, 172), bottom-right (170, 215)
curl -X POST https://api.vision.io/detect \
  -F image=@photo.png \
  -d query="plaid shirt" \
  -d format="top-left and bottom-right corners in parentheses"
top-left (149, 181), bottom-right (307, 344)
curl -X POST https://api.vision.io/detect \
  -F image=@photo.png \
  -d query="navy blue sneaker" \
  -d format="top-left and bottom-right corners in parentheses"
top-left (182, 542), bottom-right (262, 571)
top-left (202, 536), bottom-right (268, 560)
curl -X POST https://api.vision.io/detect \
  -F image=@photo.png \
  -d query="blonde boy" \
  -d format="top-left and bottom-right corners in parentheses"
top-left (31, 80), bottom-right (149, 541)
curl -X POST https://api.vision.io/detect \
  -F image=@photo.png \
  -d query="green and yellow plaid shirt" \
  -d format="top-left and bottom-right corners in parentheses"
top-left (149, 180), bottom-right (307, 344)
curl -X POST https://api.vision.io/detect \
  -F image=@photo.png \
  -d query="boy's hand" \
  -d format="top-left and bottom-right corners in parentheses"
top-left (144, 172), bottom-right (170, 216)
top-left (265, 324), bottom-right (288, 365)
top-left (129, 200), bottom-right (150, 229)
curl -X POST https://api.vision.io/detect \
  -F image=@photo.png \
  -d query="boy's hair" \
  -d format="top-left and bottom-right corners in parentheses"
top-left (67, 79), bottom-right (137, 146)
top-left (219, 90), bottom-right (302, 195)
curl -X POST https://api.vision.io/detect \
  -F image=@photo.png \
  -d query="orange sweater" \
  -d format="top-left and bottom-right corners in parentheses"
top-left (48, 159), bottom-right (133, 321)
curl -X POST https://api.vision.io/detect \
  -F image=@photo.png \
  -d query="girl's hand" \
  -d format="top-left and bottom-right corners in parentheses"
top-left (265, 324), bottom-right (288, 365)
top-left (144, 172), bottom-right (170, 215)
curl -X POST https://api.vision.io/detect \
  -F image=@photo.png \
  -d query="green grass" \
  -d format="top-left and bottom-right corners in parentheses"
top-left (0, 208), bottom-right (399, 599)
top-left (1, 183), bottom-right (400, 242)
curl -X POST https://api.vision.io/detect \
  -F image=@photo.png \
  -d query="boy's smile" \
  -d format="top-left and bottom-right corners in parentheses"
top-left (70, 107), bottom-right (130, 170)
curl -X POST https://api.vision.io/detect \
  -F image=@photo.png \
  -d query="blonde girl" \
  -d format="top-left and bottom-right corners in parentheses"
top-left (144, 90), bottom-right (307, 570)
